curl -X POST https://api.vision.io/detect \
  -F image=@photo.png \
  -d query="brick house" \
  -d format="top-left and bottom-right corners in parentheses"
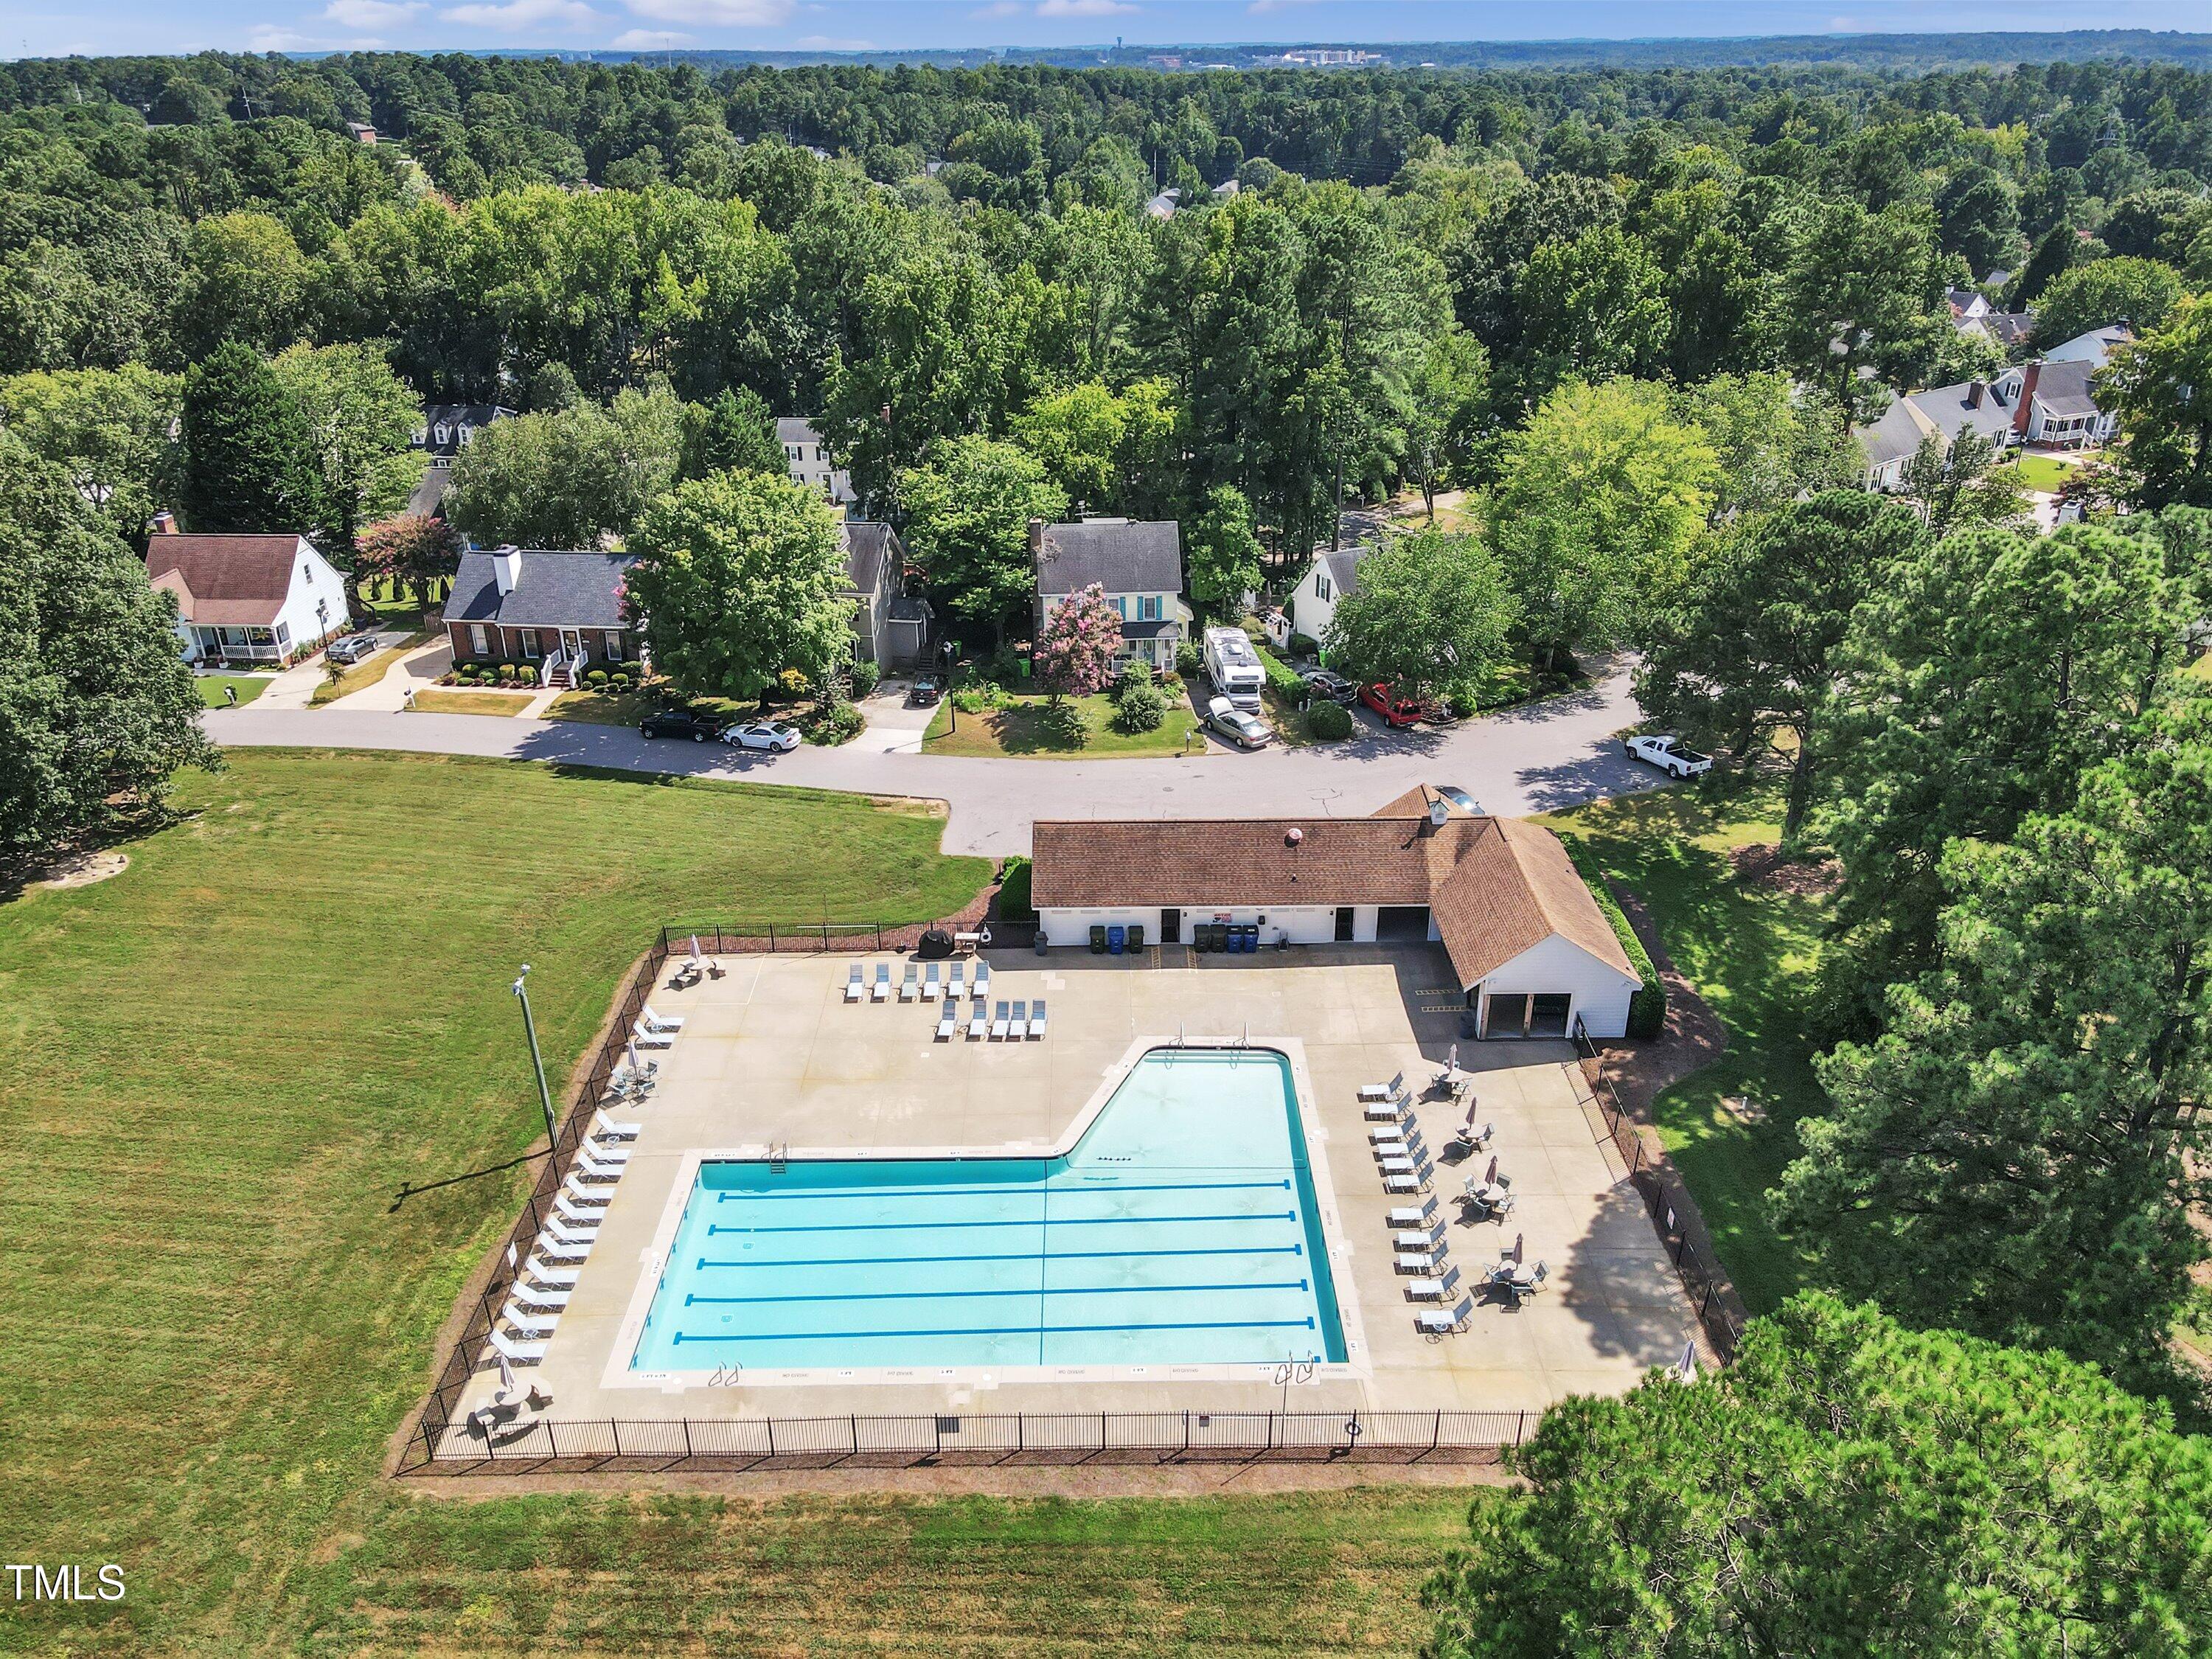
top-left (442, 547), bottom-right (638, 687)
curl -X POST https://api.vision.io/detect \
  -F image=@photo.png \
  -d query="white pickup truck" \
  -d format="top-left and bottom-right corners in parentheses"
top-left (1623, 734), bottom-right (1713, 778)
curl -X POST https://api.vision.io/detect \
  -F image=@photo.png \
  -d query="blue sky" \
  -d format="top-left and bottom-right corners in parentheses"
top-left (10, 1), bottom-right (2211, 65)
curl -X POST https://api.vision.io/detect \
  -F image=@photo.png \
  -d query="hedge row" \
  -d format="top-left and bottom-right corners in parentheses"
top-left (1567, 849), bottom-right (1667, 1040)
top-left (1254, 641), bottom-right (1310, 706)
top-left (995, 855), bottom-right (1035, 921)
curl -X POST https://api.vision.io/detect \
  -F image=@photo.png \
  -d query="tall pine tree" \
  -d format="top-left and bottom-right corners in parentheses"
top-left (176, 341), bottom-right (324, 535)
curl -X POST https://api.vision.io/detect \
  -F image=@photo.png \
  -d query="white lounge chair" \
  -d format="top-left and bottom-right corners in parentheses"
top-left (1370, 1121), bottom-right (1419, 1143)
top-left (521, 1257), bottom-right (580, 1289)
top-left (899, 962), bottom-right (919, 1001)
top-left (1387, 1195), bottom-right (1439, 1229)
top-left (552, 1192), bottom-right (605, 1227)
top-left (1028, 999), bottom-right (1046, 1039)
top-left (1382, 1159), bottom-right (1435, 1194)
top-left (1396, 1228), bottom-right (1447, 1273)
top-left (872, 964), bottom-right (891, 1002)
top-left (533, 1233), bottom-right (591, 1263)
top-left (845, 963), bottom-right (865, 1002)
top-left (1009, 1000), bottom-right (1026, 1037)
top-left (502, 1300), bottom-right (560, 1339)
top-left (967, 1003), bottom-right (987, 1040)
top-left (572, 1147), bottom-right (629, 1180)
top-left (1416, 1295), bottom-right (1477, 1335)
top-left (1394, 1217), bottom-right (1447, 1251)
top-left (483, 1327), bottom-right (546, 1366)
top-left (1406, 1265), bottom-right (1462, 1304)
top-left (972, 963), bottom-right (991, 1002)
top-left (560, 1173), bottom-right (612, 1206)
top-left (922, 962), bottom-right (941, 1001)
top-left (1360, 1069), bottom-right (1405, 1102)
top-left (936, 1000), bottom-right (959, 1040)
top-left (507, 1281), bottom-right (571, 1312)
top-left (1377, 1140), bottom-right (1427, 1174)
top-left (1363, 1096), bottom-right (1408, 1123)
top-left (631, 1023), bottom-right (673, 1049)
top-left (639, 1004), bottom-right (685, 1032)
top-left (947, 963), bottom-right (965, 1000)
top-left (592, 1107), bottom-right (641, 1141)
top-left (540, 1218), bottom-right (597, 1250)
top-left (990, 1000), bottom-right (1010, 1039)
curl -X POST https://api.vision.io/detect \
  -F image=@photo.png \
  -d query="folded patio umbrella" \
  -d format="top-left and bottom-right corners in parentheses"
top-left (1484, 1154), bottom-right (1498, 1186)
top-left (497, 1352), bottom-right (518, 1397)
top-left (626, 1039), bottom-right (641, 1076)
top-left (1674, 1339), bottom-right (1699, 1383)
top-left (689, 933), bottom-right (701, 961)
top-left (1512, 1231), bottom-right (1524, 1265)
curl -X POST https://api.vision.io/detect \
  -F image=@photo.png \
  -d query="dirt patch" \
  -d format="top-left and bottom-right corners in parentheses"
top-left (32, 850), bottom-right (129, 890)
top-left (1728, 842), bottom-right (1840, 898)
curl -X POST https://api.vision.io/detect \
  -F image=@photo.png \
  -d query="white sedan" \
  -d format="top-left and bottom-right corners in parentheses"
top-left (723, 720), bottom-right (801, 752)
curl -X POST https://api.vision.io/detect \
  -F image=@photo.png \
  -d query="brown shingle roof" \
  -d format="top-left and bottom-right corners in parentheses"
top-left (144, 535), bottom-right (305, 627)
top-left (1030, 813), bottom-right (1637, 990)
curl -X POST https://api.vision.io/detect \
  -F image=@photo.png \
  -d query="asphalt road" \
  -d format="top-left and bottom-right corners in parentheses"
top-left (205, 659), bottom-right (1660, 856)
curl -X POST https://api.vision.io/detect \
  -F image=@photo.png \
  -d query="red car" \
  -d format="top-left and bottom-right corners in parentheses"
top-left (1360, 682), bottom-right (1424, 727)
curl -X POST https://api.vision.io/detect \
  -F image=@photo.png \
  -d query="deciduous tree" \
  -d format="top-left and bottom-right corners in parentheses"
top-left (1183, 485), bottom-right (1264, 619)
top-left (1322, 529), bottom-right (1516, 697)
top-left (2099, 291), bottom-right (2212, 509)
top-left (1032, 582), bottom-right (1121, 703)
top-left (896, 436), bottom-right (1065, 645)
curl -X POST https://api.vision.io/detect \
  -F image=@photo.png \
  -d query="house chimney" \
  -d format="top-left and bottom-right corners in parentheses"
top-left (2011, 362), bottom-right (2039, 439)
top-left (1028, 518), bottom-right (1046, 559)
top-left (493, 546), bottom-right (521, 595)
top-left (1966, 380), bottom-right (1983, 408)
top-left (150, 510), bottom-right (178, 535)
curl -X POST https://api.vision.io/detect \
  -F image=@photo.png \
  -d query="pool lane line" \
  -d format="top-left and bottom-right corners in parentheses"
top-left (669, 1315), bottom-right (1319, 1346)
top-left (714, 1178), bottom-right (1292, 1203)
top-left (694, 1241), bottom-right (1307, 1270)
top-left (684, 1278), bottom-right (1311, 1307)
top-left (706, 1209), bottom-right (1298, 1237)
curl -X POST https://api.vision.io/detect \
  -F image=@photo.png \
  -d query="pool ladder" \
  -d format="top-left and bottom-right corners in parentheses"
top-left (768, 1143), bottom-right (788, 1175)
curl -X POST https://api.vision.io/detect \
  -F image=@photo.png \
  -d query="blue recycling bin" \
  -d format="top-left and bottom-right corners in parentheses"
top-left (1107, 924), bottom-right (1126, 955)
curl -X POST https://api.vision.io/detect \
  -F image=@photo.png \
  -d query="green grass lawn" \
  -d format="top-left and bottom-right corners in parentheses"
top-left (0, 751), bottom-right (1468, 1656)
top-left (193, 672), bottom-right (268, 708)
top-left (1542, 777), bottom-right (1833, 1314)
top-left (545, 685), bottom-right (660, 726)
top-left (924, 692), bottom-right (1203, 757)
top-left (1995, 453), bottom-right (2079, 493)
top-left (408, 688), bottom-right (533, 716)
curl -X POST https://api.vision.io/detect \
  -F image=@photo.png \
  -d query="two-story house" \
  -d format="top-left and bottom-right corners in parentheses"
top-left (1030, 518), bottom-right (1188, 670)
top-left (842, 521), bottom-right (930, 670)
top-left (1282, 544), bottom-right (1370, 649)
top-left (146, 529), bottom-right (350, 667)
top-left (779, 418), bottom-right (854, 505)
top-left (409, 403), bottom-right (514, 515)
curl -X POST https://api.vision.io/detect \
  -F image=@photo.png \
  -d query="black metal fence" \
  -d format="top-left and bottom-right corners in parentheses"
top-left (407, 1408), bottom-right (1526, 1475)
top-left (399, 932), bottom-right (675, 1474)
top-left (1573, 1020), bottom-right (1745, 1361)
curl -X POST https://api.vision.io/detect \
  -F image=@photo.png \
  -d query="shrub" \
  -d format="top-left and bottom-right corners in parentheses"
top-left (1288, 631), bottom-right (1320, 658)
top-left (1446, 684), bottom-right (1481, 720)
top-left (609, 672), bottom-right (631, 692)
top-left (587, 667), bottom-right (609, 687)
top-left (1568, 850), bottom-right (1667, 1039)
top-left (1175, 641), bottom-right (1202, 678)
top-left (1304, 699), bottom-right (1353, 740)
top-left (1115, 678), bottom-right (1168, 732)
top-left (987, 643), bottom-right (1027, 686)
top-left (1256, 644), bottom-right (1310, 706)
top-left (995, 855), bottom-right (1035, 920)
top-left (773, 667), bottom-right (811, 701)
top-left (807, 700), bottom-right (865, 745)
top-left (848, 658), bottom-right (880, 698)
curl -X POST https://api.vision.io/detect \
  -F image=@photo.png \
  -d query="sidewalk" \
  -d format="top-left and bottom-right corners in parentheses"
top-left (323, 636), bottom-right (453, 712)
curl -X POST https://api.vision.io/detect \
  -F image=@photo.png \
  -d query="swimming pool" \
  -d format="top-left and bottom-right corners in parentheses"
top-left (630, 1047), bottom-right (1347, 1371)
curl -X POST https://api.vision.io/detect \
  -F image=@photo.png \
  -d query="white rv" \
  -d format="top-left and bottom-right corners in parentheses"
top-left (1203, 626), bottom-right (1266, 712)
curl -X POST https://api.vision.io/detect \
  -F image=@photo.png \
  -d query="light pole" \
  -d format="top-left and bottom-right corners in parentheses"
top-left (512, 964), bottom-right (556, 1150)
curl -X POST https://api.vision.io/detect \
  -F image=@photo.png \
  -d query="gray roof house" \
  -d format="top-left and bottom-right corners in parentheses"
top-left (408, 403), bottom-right (515, 515)
top-left (2041, 324), bottom-right (2135, 372)
top-left (1284, 544), bottom-right (1370, 648)
top-left (1031, 518), bottom-right (1189, 669)
top-left (842, 521), bottom-right (928, 670)
top-left (1857, 351), bottom-right (2120, 490)
top-left (442, 548), bottom-right (638, 687)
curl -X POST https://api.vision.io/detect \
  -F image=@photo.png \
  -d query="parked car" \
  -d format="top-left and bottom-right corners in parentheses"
top-left (1296, 667), bottom-right (1357, 704)
top-left (1359, 682), bottom-right (1424, 728)
top-left (1623, 734), bottom-right (1714, 778)
top-left (324, 632), bottom-right (382, 665)
top-left (1435, 785), bottom-right (1484, 814)
top-left (908, 672), bottom-right (943, 706)
top-left (1205, 695), bottom-right (1273, 748)
top-left (724, 720), bottom-right (801, 752)
top-left (639, 709), bottom-right (723, 742)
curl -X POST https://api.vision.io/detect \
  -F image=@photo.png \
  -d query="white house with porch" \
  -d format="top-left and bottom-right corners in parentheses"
top-left (1029, 785), bottom-right (1645, 1039)
top-left (145, 531), bottom-right (349, 667)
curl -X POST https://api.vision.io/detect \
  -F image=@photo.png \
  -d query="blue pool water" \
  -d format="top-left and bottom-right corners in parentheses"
top-left (631, 1047), bottom-right (1346, 1371)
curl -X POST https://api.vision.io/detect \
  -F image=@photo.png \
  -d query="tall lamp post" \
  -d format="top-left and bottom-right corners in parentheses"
top-left (512, 964), bottom-right (557, 1151)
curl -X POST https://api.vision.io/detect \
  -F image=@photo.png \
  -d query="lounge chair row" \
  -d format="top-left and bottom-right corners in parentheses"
top-left (846, 959), bottom-right (993, 1005)
top-left (484, 1107), bottom-right (641, 1366)
top-left (628, 1002), bottom-right (685, 1051)
top-left (935, 997), bottom-right (1046, 1042)
top-left (1363, 1074), bottom-right (1474, 1334)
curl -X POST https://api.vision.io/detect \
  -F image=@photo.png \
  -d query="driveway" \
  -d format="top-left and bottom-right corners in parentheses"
top-left (206, 659), bottom-right (1660, 856)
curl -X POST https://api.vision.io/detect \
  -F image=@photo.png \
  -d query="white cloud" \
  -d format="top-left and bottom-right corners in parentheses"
top-left (1828, 15), bottom-right (1860, 29)
top-left (611, 25), bottom-right (693, 44)
top-left (246, 24), bottom-right (329, 48)
top-left (323, 0), bottom-right (425, 26)
top-left (439, 0), bottom-right (598, 27)
top-left (793, 33), bottom-right (875, 48)
top-left (968, 0), bottom-right (1021, 14)
top-left (622, 0), bottom-right (791, 23)
top-left (1036, 0), bottom-right (1137, 15)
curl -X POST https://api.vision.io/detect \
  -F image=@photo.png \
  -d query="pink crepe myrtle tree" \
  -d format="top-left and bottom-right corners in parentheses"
top-left (1032, 582), bottom-right (1122, 703)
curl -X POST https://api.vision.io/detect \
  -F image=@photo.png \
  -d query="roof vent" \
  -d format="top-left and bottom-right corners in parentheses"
top-left (1429, 798), bottom-right (1450, 828)
top-left (1284, 828), bottom-right (1304, 847)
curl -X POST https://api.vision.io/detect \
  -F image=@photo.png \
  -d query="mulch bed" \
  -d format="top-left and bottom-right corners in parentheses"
top-left (1728, 842), bottom-right (1841, 898)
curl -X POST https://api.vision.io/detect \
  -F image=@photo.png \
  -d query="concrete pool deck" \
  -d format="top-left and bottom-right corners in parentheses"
top-left (456, 946), bottom-right (1696, 1436)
